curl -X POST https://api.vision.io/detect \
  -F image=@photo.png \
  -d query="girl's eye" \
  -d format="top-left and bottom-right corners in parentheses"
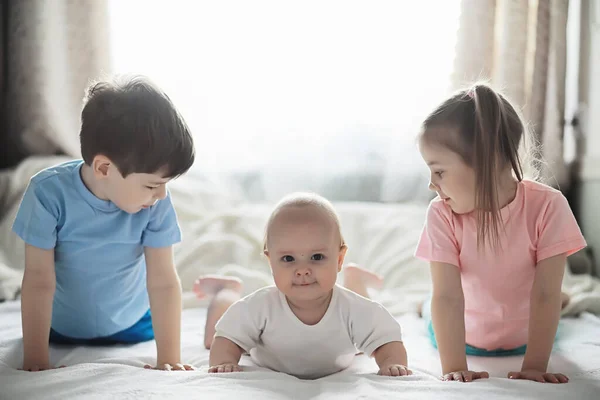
top-left (311, 254), bottom-right (325, 261)
top-left (282, 255), bottom-right (294, 262)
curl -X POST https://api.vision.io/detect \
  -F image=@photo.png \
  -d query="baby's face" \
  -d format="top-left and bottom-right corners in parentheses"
top-left (266, 206), bottom-right (346, 303)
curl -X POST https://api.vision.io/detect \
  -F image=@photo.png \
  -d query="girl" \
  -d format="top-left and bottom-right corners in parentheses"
top-left (415, 83), bottom-right (586, 383)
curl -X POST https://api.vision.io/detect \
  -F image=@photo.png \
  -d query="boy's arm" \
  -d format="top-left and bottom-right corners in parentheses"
top-left (145, 246), bottom-right (191, 371)
top-left (508, 253), bottom-right (569, 383)
top-left (21, 244), bottom-right (56, 371)
top-left (208, 336), bottom-right (245, 373)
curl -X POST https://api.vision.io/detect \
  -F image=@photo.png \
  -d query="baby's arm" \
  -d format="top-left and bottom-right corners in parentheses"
top-left (208, 337), bottom-right (245, 373)
top-left (509, 253), bottom-right (568, 384)
top-left (430, 261), bottom-right (488, 382)
top-left (208, 292), bottom-right (263, 373)
top-left (21, 244), bottom-right (57, 371)
top-left (145, 246), bottom-right (192, 371)
top-left (350, 296), bottom-right (410, 377)
top-left (373, 341), bottom-right (411, 376)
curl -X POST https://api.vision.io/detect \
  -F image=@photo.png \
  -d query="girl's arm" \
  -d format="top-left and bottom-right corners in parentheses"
top-left (509, 253), bottom-right (568, 383)
top-left (430, 261), bottom-right (489, 382)
top-left (430, 261), bottom-right (467, 373)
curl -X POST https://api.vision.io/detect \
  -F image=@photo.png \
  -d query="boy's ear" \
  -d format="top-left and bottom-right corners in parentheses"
top-left (337, 244), bottom-right (348, 272)
top-left (92, 155), bottom-right (112, 179)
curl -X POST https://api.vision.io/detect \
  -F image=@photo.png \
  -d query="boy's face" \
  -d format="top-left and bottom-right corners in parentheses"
top-left (265, 206), bottom-right (346, 304)
top-left (93, 156), bottom-right (171, 214)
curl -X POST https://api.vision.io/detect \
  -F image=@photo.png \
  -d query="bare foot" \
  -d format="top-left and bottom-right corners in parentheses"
top-left (194, 275), bottom-right (244, 350)
top-left (561, 292), bottom-right (570, 309)
top-left (343, 263), bottom-right (383, 299)
top-left (194, 275), bottom-right (243, 299)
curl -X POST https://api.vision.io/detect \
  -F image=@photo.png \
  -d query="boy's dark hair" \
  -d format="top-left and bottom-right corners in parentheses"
top-left (80, 75), bottom-right (195, 178)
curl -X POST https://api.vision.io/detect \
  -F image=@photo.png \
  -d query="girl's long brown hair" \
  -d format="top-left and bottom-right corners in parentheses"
top-left (421, 83), bottom-right (537, 250)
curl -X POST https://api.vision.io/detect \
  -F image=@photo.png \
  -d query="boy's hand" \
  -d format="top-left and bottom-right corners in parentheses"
top-left (508, 370), bottom-right (569, 384)
top-left (144, 363), bottom-right (195, 371)
top-left (377, 364), bottom-right (412, 377)
top-left (208, 363), bottom-right (242, 373)
top-left (442, 370), bottom-right (489, 382)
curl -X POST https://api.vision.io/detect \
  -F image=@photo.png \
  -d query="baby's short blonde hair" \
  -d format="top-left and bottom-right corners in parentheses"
top-left (263, 192), bottom-right (346, 253)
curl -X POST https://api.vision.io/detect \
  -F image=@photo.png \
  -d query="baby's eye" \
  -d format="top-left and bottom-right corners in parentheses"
top-left (145, 185), bottom-right (159, 190)
top-left (435, 171), bottom-right (444, 178)
top-left (311, 253), bottom-right (325, 261)
top-left (281, 255), bottom-right (295, 263)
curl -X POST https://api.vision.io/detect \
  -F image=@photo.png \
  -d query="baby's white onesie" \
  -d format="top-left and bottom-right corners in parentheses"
top-left (214, 284), bottom-right (403, 379)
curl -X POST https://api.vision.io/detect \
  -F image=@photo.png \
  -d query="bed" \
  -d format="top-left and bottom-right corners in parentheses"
top-left (1, 301), bottom-right (599, 399)
top-left (1, 156), bottom-right (600, 399)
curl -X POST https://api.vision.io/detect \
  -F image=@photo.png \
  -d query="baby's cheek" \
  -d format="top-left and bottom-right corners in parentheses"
top-left (272, 272), bottom-right (291, 291)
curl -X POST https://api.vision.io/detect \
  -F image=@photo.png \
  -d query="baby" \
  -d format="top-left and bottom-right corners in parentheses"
top-left (200, 193), bottom-right (410, 379)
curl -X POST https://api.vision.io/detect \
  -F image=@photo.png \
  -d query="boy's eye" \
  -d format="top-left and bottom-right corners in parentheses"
top-left (282, 255), bottom-right (295, 263)
top-left (311, 253), bottom-right (325, 261)
top-left (146, 186), bottom-right (158, 189)
top-left (435, 171), bottom-right (444, 177)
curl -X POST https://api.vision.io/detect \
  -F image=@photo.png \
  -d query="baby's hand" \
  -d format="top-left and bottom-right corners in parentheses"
top-left (378, 364), bottom-right (412, 377)
top-left (208, 363), bottom-right (242, 373)
top-left (508, 370), bottom-right (569, 384)
top-left (442, 370), bottom-right (489, 382)
top-left (144, 363), bottom-right (195, 371)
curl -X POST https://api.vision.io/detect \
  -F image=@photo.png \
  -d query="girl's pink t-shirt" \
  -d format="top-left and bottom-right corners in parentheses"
top-left (415, 179), bottom-right (587, 350)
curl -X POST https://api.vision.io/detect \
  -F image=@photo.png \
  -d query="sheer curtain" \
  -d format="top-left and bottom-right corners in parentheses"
top-left (452, 0), bottom-right (573, 190)
top-left (109, 0), bottom-right (461, 202)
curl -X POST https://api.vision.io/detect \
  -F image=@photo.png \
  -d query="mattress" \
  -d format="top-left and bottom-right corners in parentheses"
top-left (1, 301), bottom-right (599, 400)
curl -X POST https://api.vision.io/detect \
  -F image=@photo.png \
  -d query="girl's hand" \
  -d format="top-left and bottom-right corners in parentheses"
top-left (144, 363), bottom-right (195, 371)
top-left (208, 363), bottom-right (242, 373)
top-left (442, 370), bottom-right (489, 382)
top-left (377, 364), bottom-right (412, 377)
top-left (508, 370), bottom-right (569, 383)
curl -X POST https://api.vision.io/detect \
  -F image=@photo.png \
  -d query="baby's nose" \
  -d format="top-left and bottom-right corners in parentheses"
top-left (296, 268), bottom-right (311, 276)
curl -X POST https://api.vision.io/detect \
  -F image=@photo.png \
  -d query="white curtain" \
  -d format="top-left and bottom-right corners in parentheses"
top-left (109, 0), bottom-right (461, 202)
top-left (4, 0), bottom-right (110, 164)
top-left (452, 0), bottom-right (572, 189)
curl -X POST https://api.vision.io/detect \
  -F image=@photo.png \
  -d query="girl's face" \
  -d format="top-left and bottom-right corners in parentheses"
top-left (419, 137), bottom-right (476, 214)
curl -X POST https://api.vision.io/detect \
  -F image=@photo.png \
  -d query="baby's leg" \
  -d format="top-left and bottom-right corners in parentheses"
top-left (194, 275), bottom-right (243, 349)
top-left (343, 263), bottom-right (383, 299)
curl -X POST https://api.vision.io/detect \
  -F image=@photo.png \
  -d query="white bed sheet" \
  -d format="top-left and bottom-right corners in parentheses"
top-left (1, 301), bottom-right (599, 400)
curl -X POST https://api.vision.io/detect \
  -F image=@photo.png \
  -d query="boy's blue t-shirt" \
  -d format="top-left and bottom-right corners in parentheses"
top-left (12, 160), bottom-right (182, 339)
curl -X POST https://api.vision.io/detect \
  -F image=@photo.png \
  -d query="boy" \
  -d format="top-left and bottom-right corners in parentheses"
top-left (13, 76), bottom-right (195, 371)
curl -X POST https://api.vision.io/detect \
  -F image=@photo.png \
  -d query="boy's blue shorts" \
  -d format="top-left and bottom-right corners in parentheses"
top-left (49, 310), bottom-right (154, 345)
